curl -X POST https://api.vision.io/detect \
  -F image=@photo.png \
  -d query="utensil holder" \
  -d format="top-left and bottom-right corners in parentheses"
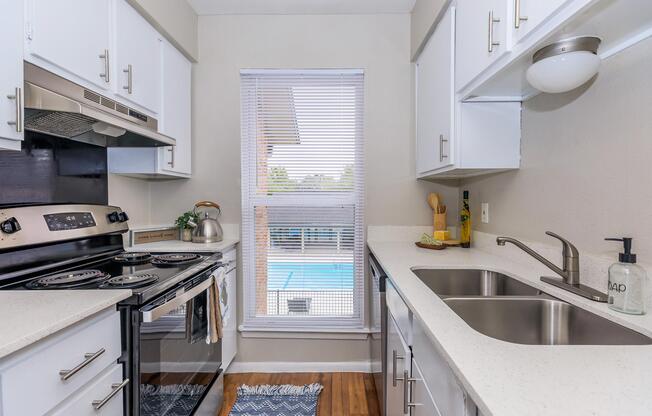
top-left (434, 213), bottom-right (447, 231)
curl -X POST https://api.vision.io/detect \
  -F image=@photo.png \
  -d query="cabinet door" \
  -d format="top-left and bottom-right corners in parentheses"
top-left (26, 0), bottom-right (111, 91)
top-left (386, 314), bottom-right (411, 416)
top-left (221, 267), bottom-right (237, 369)
top-left (113, 0), bottom-right (161, 114)
top-left (0, 0), bottom-right (24, 150)
top-left (512, 0), bottom-right (569, 43)
top-left (456, 0), bottom-right (509, 91)
top-left (410, 358), bottom-right (442, 416)
top-left (416, 6), bottom-right (454, 174)
top-left (159, 40), bottom-right (191, 175)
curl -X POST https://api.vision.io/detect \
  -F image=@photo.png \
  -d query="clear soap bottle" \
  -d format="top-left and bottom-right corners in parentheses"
top-left (605, 237), bottom-right (647, 315)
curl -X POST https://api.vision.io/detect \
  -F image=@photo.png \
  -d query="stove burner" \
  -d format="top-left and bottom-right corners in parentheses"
top-left (151, 253), bottom-right (201, 266)
top-left (28, 269), bottom-right (110, 289)
top-left (100, 273), bottom-right (159, 288)
top-left (113, 252), bottom-right (152, 265)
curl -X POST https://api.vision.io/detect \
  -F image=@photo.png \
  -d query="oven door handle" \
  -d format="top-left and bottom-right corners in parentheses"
top-left (141, 277), bottom-right (214, 323)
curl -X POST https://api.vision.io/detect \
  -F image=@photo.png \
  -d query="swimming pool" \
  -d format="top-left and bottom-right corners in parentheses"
top-left (267, 262), bottom-right (354, 290)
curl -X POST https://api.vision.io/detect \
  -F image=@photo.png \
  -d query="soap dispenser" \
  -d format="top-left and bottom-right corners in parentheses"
top-left (605, 237), bottom-right (647, 315)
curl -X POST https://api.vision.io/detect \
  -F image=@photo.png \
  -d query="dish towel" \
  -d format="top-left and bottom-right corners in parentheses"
top-left (208, 272), bottom-right (224, 343)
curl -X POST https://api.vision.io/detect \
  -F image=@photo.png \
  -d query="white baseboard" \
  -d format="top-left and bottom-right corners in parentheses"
top-left (226, 360), bottom-right (372, 374)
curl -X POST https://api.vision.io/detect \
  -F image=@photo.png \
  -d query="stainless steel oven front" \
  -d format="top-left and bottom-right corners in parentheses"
top-left (128, 266), bottom-right (223, 416)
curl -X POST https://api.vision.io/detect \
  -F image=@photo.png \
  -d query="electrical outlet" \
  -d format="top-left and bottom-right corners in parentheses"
top-left (481, 203), bottom-right (489, 223)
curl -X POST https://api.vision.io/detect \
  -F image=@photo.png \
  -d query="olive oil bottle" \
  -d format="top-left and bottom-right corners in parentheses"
top-left (460, 190), bottom-right (471, 248)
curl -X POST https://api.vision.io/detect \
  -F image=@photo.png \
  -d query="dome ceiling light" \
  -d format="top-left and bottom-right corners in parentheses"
top-left (526, 36), bottom-right (602, 94)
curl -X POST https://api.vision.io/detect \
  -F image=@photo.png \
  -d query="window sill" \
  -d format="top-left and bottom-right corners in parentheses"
top-left (238, 325), bottom-right (372, 340)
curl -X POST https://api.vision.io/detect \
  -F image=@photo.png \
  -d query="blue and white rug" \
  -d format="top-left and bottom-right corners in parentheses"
top-left (229, 383), bottom-right (324, 416)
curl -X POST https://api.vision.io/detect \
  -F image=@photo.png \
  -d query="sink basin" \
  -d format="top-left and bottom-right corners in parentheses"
top-left (412, 268), bottom-right (540, 297)
top-left (444, 297), bottom-right (652, 345)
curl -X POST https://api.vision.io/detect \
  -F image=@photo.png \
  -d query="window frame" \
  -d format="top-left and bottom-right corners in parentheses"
top-left (240, 69), bottom-right (365, 332)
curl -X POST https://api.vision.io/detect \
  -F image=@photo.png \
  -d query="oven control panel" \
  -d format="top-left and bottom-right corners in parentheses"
top-left (44, 212), bottom-right (96, 231)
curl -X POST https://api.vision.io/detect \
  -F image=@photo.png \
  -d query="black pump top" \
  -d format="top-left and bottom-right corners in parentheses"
top-left (605, 237), bottom-right (637, 263)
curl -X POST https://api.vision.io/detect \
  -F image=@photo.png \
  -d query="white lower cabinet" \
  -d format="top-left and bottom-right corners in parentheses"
top-left (0, 309), bottom-right (125, 416)
top-left (386, 281), bottom-right (475, 416)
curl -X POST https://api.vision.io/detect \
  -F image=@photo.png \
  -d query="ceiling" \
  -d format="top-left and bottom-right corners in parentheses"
top-left (187, 0), bottom-right (417, 15)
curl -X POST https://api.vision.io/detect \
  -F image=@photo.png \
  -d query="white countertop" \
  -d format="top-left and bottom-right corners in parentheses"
top-left (367, 238), bottom-right (652, 416)
top-left (0, 290), bottom-right (131, 360)
top-left (125, 238), bottom-right (239, 253)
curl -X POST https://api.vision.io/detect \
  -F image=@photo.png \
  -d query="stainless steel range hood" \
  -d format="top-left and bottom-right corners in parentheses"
top-left (23, 63), bottom-right (175, 147)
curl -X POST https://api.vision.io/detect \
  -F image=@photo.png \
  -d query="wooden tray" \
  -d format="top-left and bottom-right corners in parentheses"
top-left (415, 242), bottom-right (447, 250)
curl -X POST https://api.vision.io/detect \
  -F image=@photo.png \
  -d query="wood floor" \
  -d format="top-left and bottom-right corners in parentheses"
top-left (218, 372), bottom-right (381, 416)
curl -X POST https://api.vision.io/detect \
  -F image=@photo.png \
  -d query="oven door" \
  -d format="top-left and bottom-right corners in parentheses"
top-left (137, 272), bottom-right (222, 416)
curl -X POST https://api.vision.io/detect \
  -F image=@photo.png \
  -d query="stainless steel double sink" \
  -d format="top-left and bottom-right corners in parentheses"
top-left (412, 269), bottom-right (652, 345)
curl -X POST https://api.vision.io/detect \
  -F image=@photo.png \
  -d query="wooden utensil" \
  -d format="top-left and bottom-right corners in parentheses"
top-left (427, 193), bottom-right (439, 211)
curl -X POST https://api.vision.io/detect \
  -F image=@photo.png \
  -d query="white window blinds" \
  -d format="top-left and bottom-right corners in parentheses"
top-left (240, 70), bottom-right (365, 330)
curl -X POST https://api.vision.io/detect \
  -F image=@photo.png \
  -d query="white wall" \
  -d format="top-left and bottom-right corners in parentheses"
top-left (128, 0), bottom-right (199, 61)
top-left (141, 13), bottom-right (456, 364)
top-left (410, 0), bottom-right (447, 59)
top-left (461, 37), bottom-right (652, 262)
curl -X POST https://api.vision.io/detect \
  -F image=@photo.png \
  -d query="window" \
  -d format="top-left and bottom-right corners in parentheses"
top-left (240, 69), bottom-right (364, 330)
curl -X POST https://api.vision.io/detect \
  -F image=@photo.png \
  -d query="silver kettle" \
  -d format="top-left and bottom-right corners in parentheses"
top-left (191, 201), bottom-right (224, 243)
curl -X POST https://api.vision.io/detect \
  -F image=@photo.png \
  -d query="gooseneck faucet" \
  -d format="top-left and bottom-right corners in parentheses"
top-left (496, 231), bottom-right (607, 302)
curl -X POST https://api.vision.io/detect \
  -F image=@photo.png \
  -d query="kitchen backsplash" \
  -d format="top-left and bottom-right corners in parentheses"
top-left (0, 132), bottom-right (108, 206)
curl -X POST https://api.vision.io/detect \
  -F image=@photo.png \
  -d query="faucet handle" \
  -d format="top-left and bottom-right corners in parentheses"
top-left (545, 231), bottom-right (579, 257)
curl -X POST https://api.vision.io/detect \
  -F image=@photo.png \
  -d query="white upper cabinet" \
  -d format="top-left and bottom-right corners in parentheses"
top-left (0, 0), bottom-right (24, 150)
top-left (455, 0), bottom-right (509, 91)
top-left (416, 3), bottom-right (521, 179)
top-left (511, 0), bottom-right (570, 44)
top-left (107, 39), bottom-right (192, 179)
top-left (159, 40), bottom-right (191, 175)
top-left (25, 0), bottom-right (112, 91)
top-left (416, 7), bottom-right (454, 174)
top-left (113, 0), bottom-right (162, 115)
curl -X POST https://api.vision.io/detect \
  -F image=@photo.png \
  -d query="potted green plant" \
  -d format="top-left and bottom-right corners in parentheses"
top-left (175, 211), bottom-right (199, 242)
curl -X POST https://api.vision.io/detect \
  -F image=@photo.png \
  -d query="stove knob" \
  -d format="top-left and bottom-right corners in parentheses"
top-left (1, 217), bottom-right (21, 234)
top-left (107, 211), bottom-right (120, 223)
top-left (118, 212), bottom-right (129, 222)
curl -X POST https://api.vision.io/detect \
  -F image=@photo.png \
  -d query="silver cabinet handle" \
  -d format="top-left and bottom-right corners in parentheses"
top-left (439, 134), bottom-right (448, 162)
top-left (123, 64), bottom-right (133, 94)
top-left (514, 0), bottom-right (528, 29)
top-left (403, 371), bottom-right (420, 413)
top-left (99, 49), bottom-right (110, 83)
top-left (488, 11), bottom-right (501, 53)
top-left (167, 147), bottom-right (175, 168)
top-left (6, 87), bottom-right (22, 132)
top-left (59, 348), bottom-right (106, 381)
top-left (392, 349), bottom-right (404, 387)
top-left (92, 378), bottom-right (129, 410)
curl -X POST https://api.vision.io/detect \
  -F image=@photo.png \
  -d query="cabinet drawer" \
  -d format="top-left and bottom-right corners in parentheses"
top-left (386, 279), bottom-right (412, 344)
top-left (0, 310), bottom-right (121, 416)
top-left (47, 364), bottom-right (126, 416)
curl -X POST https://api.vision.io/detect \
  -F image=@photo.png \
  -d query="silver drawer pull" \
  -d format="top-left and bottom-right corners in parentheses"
top-left (392, 349), bottom-right (404, 387)
top-left (59, 348), bottom-right (106, 381)
top-left (92, 378), bottom-right (129, 410)
top-left (403, 371), bottom-right (420, 414)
